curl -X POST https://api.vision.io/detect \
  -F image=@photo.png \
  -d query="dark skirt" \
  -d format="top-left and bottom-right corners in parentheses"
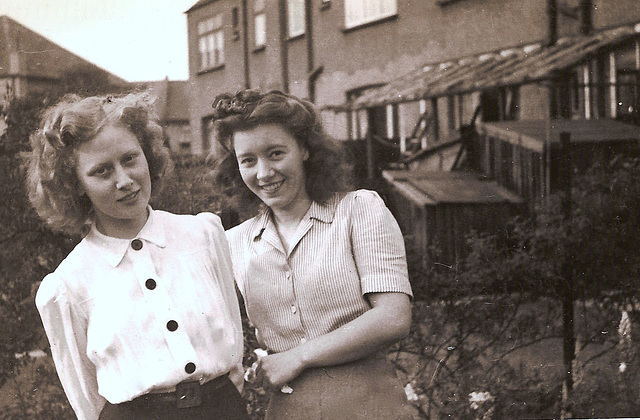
top-left (98, 376), bottom-right (249, 420)
top-left (265, 354), bottom-right (416, 420)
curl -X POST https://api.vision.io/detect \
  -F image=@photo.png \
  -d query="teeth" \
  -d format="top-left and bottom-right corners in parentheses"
top-left (261, 181), bottom-right (283, 193)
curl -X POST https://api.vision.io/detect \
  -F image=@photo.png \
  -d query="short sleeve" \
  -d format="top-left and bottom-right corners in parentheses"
top-left (36, 274), bottom-right (105, 420)
top-left (349, 190), bottom-right (413, 298)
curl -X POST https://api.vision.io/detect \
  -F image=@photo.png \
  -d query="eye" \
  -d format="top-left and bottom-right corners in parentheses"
top-left (90, 166), bottom-right (112, 178)
top-left (238, 156), bottom-right (255, 166)
top-left (122, 153), bottom-right (139, 165)
top-left (270, 149), bottom-right (285, 159)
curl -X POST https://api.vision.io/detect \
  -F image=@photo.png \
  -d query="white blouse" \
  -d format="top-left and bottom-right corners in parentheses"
top-left (36, 209), bottom-right (244, 420)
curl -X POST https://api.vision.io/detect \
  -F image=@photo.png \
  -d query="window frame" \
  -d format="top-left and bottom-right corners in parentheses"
top-left (197, 14), bottom-right (225, 72)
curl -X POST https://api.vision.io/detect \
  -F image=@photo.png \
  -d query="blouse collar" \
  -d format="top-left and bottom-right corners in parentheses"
top-left (250, 195), bottom-right (339, 242)
top-left (85, 207), bottom-right (167, 267)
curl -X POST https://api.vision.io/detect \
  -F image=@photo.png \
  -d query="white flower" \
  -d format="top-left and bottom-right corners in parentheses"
top-left (619, 362), bottom-right (627, 373)
top-left (469, 391), bottom-right (494, 410)
top-left (404, 383), bottom-right (420, 402)
top-left (254, 348), bottom-right (269, 359)
top-left (618, 311), bottom-right (631, 339)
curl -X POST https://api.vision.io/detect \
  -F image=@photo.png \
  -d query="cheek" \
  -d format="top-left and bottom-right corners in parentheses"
top-left (238, 167), bottom-right (253, 184)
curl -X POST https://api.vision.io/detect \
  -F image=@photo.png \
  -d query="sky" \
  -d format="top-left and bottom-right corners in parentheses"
top-left (0, 0), bottom-right (198, 82)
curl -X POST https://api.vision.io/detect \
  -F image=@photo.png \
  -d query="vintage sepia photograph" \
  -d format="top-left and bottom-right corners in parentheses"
top-left (1, 1), bottom-right (639, 419)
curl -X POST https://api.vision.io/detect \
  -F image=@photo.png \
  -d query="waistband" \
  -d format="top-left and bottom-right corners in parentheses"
top-left (120, 373), bottom-right (231, 409)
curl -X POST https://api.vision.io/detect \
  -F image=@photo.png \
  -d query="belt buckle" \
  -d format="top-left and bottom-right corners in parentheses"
top-left (175, 381), bottom-right (202, 408)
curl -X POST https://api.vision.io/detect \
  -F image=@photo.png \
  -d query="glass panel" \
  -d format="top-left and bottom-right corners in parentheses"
top-left (255, 13), bottom-right (266, 46)
top-left (216, 31), bottom-right (225, 64)
top-left (288, 0), bottom-right (305, 37)
top-left (345, 0), bottom-right (397, 29)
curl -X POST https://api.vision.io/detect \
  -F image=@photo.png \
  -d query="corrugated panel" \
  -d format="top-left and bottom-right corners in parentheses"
top-left (355, 23), bottom-right (640, 109)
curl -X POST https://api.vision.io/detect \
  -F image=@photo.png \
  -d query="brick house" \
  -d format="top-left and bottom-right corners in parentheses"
top-left (183, 0), bottom-right (640, 263)
top-left (0, 15), bottom-right (128, 101)
top-left (184, 0), bottom-right (640, 152)
top-left (0, 15), bottom-right (194, 154)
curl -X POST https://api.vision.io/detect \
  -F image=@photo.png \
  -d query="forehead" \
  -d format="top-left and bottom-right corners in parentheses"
top-left (75, 125), bottom-right (141, 163)
top-left (232, 124), bottom-right (298, 153)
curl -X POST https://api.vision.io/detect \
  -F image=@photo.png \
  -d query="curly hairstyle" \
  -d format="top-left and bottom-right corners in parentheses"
top-left (209, 89), bottom-right (352, 215)
top-left (26, 92), bottom-right (171, 235)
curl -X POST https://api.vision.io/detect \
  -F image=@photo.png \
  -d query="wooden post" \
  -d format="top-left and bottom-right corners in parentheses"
top-left (560, 132), bottom-right (575, 419)
top-left (366, 117), bottom-right (375, 182)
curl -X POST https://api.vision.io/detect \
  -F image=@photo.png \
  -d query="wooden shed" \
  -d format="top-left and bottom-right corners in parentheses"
top-left (473, 119), bottom-right (640, 204)
top-left (382, 170), bottom-right (523, 267)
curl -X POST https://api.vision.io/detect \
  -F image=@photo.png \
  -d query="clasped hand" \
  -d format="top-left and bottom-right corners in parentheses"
top-left (246, 348), bottom-right (304, 392)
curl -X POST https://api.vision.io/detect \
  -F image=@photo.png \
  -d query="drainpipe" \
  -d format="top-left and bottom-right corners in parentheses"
top-left (580, 0), bottom-right (592, 35)
top-left (546, 0), bottom-right (558, 47)
top-left (279, 0), bottom-right (289, 93)
top-left (305, 0), bottom-right (316, 101)
top-left (242, 0), bottom-right (251, 88)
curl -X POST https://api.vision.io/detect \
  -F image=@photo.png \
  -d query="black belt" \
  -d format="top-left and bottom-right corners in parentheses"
top-left (121, 373), bottom-right (231, 409)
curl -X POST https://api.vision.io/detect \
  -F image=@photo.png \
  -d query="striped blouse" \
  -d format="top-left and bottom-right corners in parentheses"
top-left (226, 189), bottom-right (413, 353)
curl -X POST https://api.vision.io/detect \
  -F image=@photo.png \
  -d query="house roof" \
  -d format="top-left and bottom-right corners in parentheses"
top-left (354, 22), bottom-right (640, 109)
top-left (477, 119), bottom-right (640, 153)
top-left (185, 0), bottom-right (218, 13)
top-left (138, 79), bottom-right (191, 123)
top-left (0, 15), bottom-right (128, 85)
top-left (165, 81), bottom-right (191, 122)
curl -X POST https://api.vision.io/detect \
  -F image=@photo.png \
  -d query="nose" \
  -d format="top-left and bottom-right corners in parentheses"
top-left (115, 166), bottom-right (134, 190)
top-left (256, 159), bottom-right (274, 180)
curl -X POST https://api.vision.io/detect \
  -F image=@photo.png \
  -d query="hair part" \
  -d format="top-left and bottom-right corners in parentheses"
top-left (26, 92), bottom-right (171, 235)
top-left (209, 90), bottom-right (352, 216)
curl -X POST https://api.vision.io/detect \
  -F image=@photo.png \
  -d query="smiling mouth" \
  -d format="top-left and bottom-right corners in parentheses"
top-left (259, 180), bottom-right (284, 194)
top-left (118, 190), bottom-right (140, 202)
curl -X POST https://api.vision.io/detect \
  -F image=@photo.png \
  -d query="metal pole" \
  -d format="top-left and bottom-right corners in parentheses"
top-left (560, 132), bottom-right (575, 419)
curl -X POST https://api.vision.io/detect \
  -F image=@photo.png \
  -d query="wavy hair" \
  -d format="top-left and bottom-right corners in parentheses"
top-left (209, 89), bottom-right (352, 215)
top-left (26, 92), bottom-right (171, 235)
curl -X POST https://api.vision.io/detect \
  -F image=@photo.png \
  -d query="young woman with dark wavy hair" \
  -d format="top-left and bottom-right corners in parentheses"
top-left (211, 89), bottom-right (415, 419)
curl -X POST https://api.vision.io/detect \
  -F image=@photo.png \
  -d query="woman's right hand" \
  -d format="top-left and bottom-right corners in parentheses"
top-left (256, 349), bottom-right (305, 390)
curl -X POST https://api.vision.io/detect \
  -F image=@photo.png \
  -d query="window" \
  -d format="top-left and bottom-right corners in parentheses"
top-left (288, 0), bottom-right (305, 37)
top-left (345, 0), bottom-right (397, 29)
top-left (197, 15), bottom-right (224, 71)
top-left (254, 0), bottom-right (266, 47)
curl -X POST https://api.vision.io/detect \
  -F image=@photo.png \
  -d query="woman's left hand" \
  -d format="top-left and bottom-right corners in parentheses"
top-left (256, 350), bottom-right (305, 390)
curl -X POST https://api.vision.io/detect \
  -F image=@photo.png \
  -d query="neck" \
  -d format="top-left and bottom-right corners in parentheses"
top-left (95, 208), bottom-right (150, 239)
top-left (271, 199), bottom-right (312, 230)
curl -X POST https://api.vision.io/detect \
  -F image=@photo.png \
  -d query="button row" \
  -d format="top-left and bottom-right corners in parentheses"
top-left (130, 238), bottom-right (194, 375)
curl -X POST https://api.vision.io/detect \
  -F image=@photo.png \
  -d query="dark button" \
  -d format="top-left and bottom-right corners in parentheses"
top-left (145, 279), bottom-right (156, 290)
top-left (166, 320), bottom-right (178, 332)
top-left (131, 239), bottom-right (143, 250)
top-left (185, 362), bottom-right (196, 374)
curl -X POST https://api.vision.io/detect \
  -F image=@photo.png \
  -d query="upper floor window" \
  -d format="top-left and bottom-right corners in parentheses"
top-left (198, 14), bottom-right (224, 71)
top-left (255, 0), bottom-right (267, 47)
top-left (288, 0), bottom-right (305, 37)
top-left (345, 0), bottom-right (397, 29)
